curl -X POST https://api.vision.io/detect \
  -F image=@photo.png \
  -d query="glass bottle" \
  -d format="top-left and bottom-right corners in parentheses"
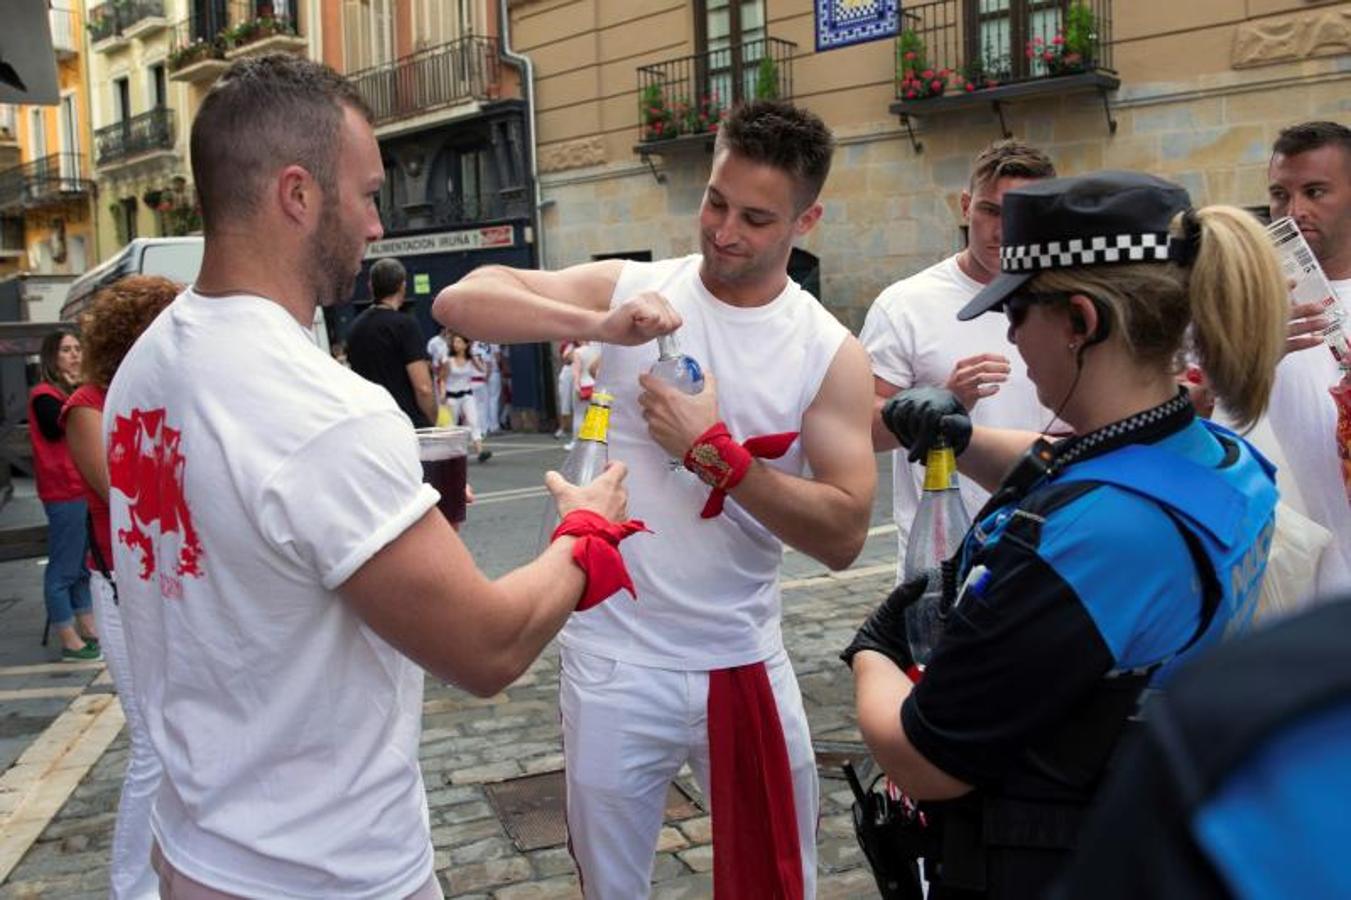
top-left (539, 388), bottom-right (613, 549)
top-left (900, 438), bottom-right (971, 667)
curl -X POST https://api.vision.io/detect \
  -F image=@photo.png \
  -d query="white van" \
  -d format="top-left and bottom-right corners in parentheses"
top-left (61, 237), bottom-right (330, 352)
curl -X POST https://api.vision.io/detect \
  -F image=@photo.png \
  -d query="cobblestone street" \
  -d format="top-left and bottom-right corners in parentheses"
top-left (0, 433), bottom-right (896, 898)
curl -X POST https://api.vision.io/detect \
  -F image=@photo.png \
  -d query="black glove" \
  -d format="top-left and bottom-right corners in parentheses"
top-left (881, 387), bottom-right (972, 463)
top-left (841, 577), bottom-right (926, 673)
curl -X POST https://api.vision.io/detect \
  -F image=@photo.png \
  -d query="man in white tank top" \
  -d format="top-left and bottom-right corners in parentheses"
top-left (435, 101), bottom-right (876, 899)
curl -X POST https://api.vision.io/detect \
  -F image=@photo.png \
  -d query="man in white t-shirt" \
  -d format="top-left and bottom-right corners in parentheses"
top-left (427, 327), bottom-right (450, 401)
top-left (435, 100), bottom-right (875, 899)
top-left (104, 56), bottom-right (633, 899)
top-left (1260, 121), bottom-right (1351, 597)
top-left (860, 140), bottom-right (1057, 569)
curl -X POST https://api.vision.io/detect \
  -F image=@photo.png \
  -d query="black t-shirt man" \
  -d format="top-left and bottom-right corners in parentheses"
top-left (347, 304), bottom-right (432, 429)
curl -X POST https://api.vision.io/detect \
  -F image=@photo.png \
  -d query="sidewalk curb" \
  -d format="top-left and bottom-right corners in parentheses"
top-left (0, 687), bottom-right (125, 882)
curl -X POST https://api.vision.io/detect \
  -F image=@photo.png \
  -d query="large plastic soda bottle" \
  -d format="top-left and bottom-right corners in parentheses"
top-left (648, 333), bottom-right (705, 394)
top-left (901, 437), bottom-right (971, 667)
top-left (539, 389), bottom-right (613, 548)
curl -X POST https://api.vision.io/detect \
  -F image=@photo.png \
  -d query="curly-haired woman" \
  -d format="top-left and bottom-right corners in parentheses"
top-left (63, 275), bottom-right (178, 900)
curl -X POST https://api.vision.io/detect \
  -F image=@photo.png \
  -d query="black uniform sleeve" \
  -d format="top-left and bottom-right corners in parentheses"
top-left (901, 534), bottom-right (1116, 788)
top-left (32, 394), bottom-right (65, 441)
top-left (397, 317), bottom-right (428, 366)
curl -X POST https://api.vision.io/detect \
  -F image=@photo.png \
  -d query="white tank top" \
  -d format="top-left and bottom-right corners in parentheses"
top-left (445, 357), bottom-right (475, 395)
top-left (559, 255), bottom-right (849, 669)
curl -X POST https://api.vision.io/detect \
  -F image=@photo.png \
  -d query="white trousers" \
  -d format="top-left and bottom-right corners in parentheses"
top-left (471, 382), bottom-right (490, 436)
top-left (447, 393), bottom-right (481, 442)
top-left (560, 647), bottom-right (819, 899)
top-left (93, 571), bottom-right (164, 899)
top-left (557, 366), bottom-right (575, 417)
top-left (486, 372), bottom-right (503, 432)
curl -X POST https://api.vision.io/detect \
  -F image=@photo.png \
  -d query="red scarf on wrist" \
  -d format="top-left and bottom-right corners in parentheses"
top-left (684, 423), bottom-right (800, 518)
top-left (551, 509), bottom-right (649, 610)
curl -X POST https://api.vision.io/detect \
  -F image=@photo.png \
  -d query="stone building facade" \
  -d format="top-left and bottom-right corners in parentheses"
top-left (510, 0), bottom-right (1350, 331)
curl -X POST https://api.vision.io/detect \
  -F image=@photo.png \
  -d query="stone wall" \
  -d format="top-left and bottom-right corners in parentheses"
top-left (542, 60), bottom-right (1348, 333)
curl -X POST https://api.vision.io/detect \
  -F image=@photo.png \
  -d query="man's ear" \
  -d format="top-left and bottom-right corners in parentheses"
top-left (960, 189), bottom-right (972, 224)
top-left (794, 201), bottom-right (824, 236)
top-left (276, 165), bottom-right (316, 226)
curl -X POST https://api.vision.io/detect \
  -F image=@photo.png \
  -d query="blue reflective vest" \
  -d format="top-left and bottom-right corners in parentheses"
top-left (958, 418), bottom-right (1278, 680)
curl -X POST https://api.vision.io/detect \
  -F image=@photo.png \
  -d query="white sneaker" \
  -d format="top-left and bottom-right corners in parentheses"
top-left (553, 429), bottom-right (564, 440)
top-left (563, 441), bottom-right (575, 451)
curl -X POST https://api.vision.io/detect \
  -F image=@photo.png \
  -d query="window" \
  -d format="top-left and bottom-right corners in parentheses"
top-left (342, 0), bottom-right (393, 72)
top-left (59, 95), bottom-right (80, 182)
top-left (967, 0), bottom-right (1070, 81)
top-left (190, 0), bottom-right (227, 42)
top-left (414, 0), bottom-right (474, 49)
top-left (592, 251), bottom-right (653, 262)
top-left (150, 65), bottom-right (167, 109)
top-left (697, 0), bottom-right (767, 105)
top-left (29, 108), bottom-right (46, 160)
top-left (115, 196), bottom-right (138, 244)
top-left (114, 77), bottom-right (131, 122)
top-left (457, 148), bottom-right (491, 221)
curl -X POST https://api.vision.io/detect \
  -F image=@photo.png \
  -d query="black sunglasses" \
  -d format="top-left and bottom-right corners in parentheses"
top-left (1002, 291), bottom-right (1076, 328)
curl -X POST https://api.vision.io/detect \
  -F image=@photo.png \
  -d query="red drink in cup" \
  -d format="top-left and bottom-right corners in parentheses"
top-left (416, 427), bottom-right (470, 524)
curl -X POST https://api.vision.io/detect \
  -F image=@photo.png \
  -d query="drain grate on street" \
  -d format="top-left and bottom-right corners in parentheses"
top-left (484, 770), bottom-right (704, 852)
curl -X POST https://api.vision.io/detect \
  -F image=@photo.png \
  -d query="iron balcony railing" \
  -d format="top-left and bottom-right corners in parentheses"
top-left (95, 107), bottom-right (176, 166)
top-left (221, 0), bottom-right (301, 51)
top-left (380, 191), bottom-right (526, 233)
top-left (167, 5), bottom-right (228, 72)
top-left (88, 0), bottom-right (166, 43)
top-left (350, 36), bottom-right (500, 127)
top-left (895, 0), bottom-right (1114, 99)
top-left (0, 154), bottom-right (94, 211)
top-left (636, 36), bottom-right (795, 144)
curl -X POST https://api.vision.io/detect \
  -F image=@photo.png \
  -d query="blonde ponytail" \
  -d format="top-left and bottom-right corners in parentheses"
top-left (1183, 206), bottom-right (1287, 429)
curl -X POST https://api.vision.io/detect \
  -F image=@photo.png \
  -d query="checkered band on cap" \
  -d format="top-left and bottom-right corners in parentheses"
top-left (1000, 231), bottom-right (1173, 272)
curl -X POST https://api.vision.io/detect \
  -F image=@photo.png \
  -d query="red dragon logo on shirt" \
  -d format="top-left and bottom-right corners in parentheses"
top-left (107, 408), bottom-right (204, 592)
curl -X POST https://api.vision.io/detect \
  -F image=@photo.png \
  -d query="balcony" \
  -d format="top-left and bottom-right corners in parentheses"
top-left (889, 0), bottom-right (1117, 151)
top-left (167, 9), bottom-right (229, 82)
top-left (380, 192), bottom-right (526, 234)
top-left (50, 6), bottom-right (79, 59)
top-left (222, 0), bottom-right (306, 59)
top-left (95, 107), bottom-right (177, 168)
top-left (0, 155), bottom-right (94, 214)
top-left (89, 0), bottom-right (169, 50)
top-left (635, 37), bottom-right (795, 154)
top-left (350, 37), bottom-right (500, 130)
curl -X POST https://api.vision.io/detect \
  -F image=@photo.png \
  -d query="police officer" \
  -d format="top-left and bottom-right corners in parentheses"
top-left (843, 171), bottom-right (1290, 899)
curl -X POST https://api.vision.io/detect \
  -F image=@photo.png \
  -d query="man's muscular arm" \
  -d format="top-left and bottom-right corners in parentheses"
top-left (432, 261), bottom-right (682, 346)
top-left (871, 376), bottom-right (903, 451)
top-left (639, 337), bottom-right (876, 570)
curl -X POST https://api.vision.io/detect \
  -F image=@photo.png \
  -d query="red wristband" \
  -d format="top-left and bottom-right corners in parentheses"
top-left (683, 423), bottom-right (800, 519)
top-left (551, 509), bottom-right (650, 610)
